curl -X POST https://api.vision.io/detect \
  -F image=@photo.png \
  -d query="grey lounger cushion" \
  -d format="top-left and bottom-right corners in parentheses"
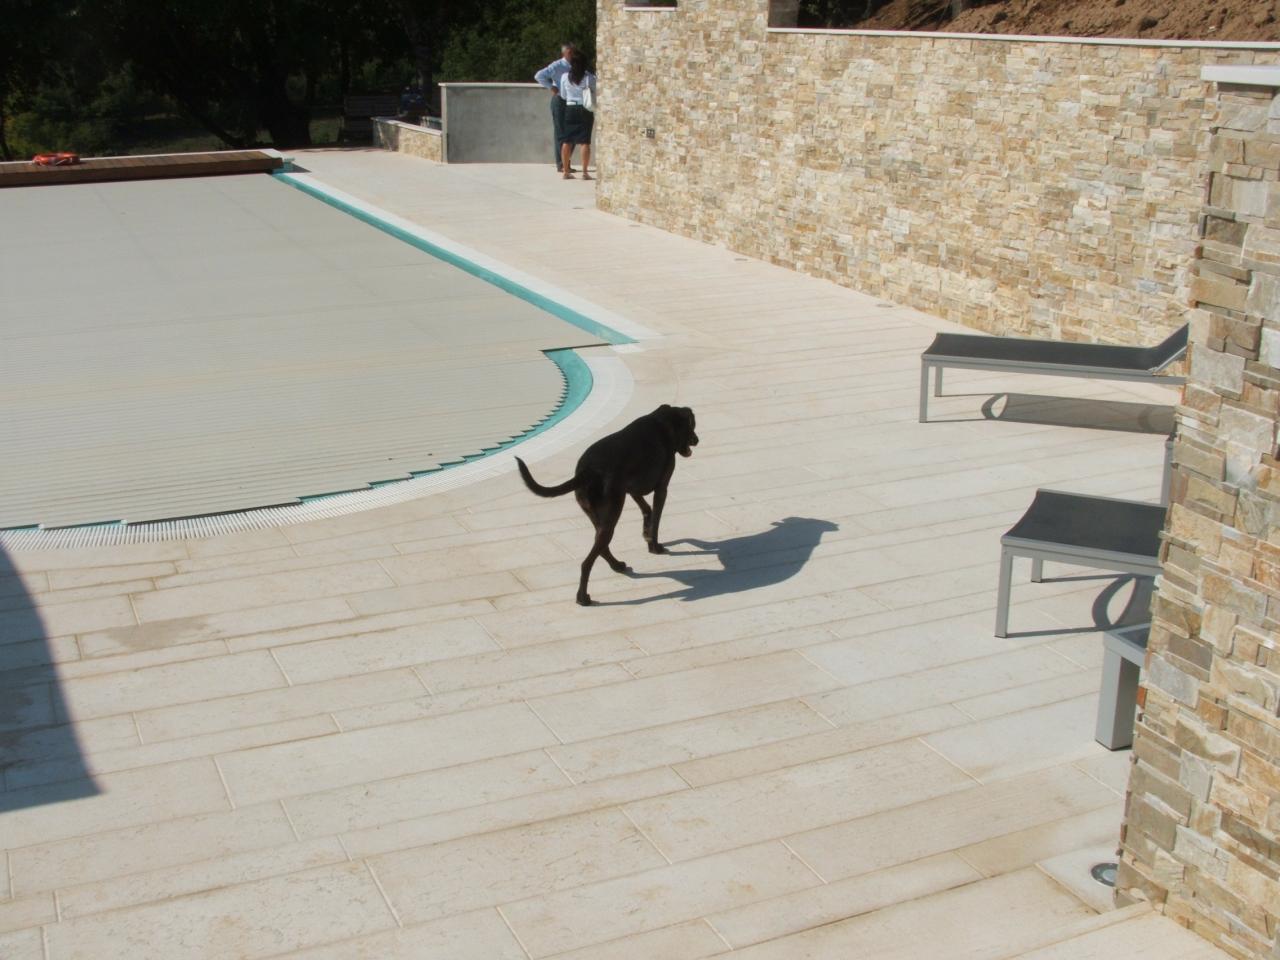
top-left (919, 324), bottom-right (1187, 421)
top-left (922, 324), bottom-right (1187, 373)
top-left (1003, 490), bottom-right (1167, 560)
top-left (995, 490), bottom-right (1166, 637)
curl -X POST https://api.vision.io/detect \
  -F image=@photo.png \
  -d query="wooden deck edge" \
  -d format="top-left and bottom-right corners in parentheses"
top-left (0, 150), bottom-right (283, 188)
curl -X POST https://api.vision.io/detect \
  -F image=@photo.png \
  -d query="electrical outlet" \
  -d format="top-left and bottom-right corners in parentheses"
top-left (645, 128), bottom-right (656, 139)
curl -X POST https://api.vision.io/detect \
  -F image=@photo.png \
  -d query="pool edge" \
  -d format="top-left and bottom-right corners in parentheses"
top-left (273, 169), bottom-right (655, 347)
top-left (0, 351), bottom-right (632, 550)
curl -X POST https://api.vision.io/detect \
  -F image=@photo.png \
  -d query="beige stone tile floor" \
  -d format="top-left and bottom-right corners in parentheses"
top-left (0, 151), bottom-right (1229, 958)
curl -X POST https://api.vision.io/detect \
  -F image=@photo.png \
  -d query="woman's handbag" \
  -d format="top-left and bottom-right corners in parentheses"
top-left (582, 86), bottom-right (595, 113)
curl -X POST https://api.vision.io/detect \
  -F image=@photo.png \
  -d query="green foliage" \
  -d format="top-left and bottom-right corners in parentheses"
top-left (345, 56), bottom-right (417, 99)
top-left (88, 0), bottom-right (353, 146)
top-left (8, 61), bottom-right (165, 155)
top-left (0, 0), bottom-right (74, 157)
top-left (797, 0), bottom-right (877, 28)
top-left (0, 0), bottom-right (597, 156)
top-left (440, 0), bottom-right (596, 82)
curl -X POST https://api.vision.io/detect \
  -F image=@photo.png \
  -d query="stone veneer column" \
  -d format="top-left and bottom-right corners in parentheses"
top-left (1118, 65), bottom-right (1280, 960)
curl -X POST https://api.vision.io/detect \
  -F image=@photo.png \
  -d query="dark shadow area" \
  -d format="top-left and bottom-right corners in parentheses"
top-left (597, 516), bottom-right (838, 606)
top-left (1004, 573), bottom-right (1154, 639)
top-left (980, 393), bottom-right (1175, 434)
top-left (0, 544), bottom-right (99, 813)
top-left (1090, 574), bottom-right (1155, 630)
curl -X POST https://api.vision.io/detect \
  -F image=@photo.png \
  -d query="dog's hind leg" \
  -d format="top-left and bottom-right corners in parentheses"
top-left (576, 493), bottom-right (627, 572)
top-left (575, 488), bottom-right (599, 526)
top-left (578, 495), bottom-right (625, 605)
top-left (601, 542), bottom-right (631, 574)
top-left (599, 493), bottom-right (631, 573)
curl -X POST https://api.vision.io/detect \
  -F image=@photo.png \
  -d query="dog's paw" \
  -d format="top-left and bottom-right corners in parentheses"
top-left (576, 593), bottom-right (593, 606)
top-left (608, 559), bottom-right (631, 573)
top-left (648, 542), bottom-right (667, 554)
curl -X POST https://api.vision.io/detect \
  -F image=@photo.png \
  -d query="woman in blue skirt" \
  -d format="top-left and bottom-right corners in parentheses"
top-left (557, 50), bottom-right (597, 180)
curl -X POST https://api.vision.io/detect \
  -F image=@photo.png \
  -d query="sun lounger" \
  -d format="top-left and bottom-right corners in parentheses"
top-left (919, 324), bottom-right (1188, 422)
top-left (994, 490), bottom-right (1166, 638)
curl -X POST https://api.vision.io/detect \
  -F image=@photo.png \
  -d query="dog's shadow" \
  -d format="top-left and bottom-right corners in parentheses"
top-left (597, 516), bottom-right (839, 605)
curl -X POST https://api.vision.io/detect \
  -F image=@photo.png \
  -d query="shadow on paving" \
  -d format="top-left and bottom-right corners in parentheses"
top-left (605, 516), bottom-right (839, 605)
top-left (1090, 573), bottom-right (1155, 630)
top-left (0, 543), bottom-right (98, 812)
top-left (981, 393), bottom-right (1176, 434)
top-left (1003, 571), bottom-right (1155, 640)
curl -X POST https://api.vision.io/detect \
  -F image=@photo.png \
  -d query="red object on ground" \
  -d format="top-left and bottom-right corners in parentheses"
top-left (32, 152), bottom-right (81, 166)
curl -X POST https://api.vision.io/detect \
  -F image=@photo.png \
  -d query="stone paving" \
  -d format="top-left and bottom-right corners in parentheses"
top-left (0, 151), bottom-right (1231, 958)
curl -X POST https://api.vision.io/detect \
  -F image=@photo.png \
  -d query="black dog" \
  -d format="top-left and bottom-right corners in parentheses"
top-left (515, 404), bottom-right (698, 605)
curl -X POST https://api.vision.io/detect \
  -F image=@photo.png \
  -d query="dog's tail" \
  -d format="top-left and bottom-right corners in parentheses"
top-left (515, 457), bottom-right (580, 498)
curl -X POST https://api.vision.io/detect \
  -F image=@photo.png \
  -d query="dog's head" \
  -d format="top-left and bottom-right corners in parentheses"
top-left (657, 405), bottom-right (699, 458)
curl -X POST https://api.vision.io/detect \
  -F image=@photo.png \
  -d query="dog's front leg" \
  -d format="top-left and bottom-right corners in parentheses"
top-left (647, 485), bottom-right (669, 554)
top-left (630, 493), bottom-right (653, 540)
top-left (578, 549), bottom-right (599, 606)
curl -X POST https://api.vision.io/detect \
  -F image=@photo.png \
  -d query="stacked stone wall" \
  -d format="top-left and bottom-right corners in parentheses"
top-left (1119, 75), bottom-right (1280, 960)
top-left (597, 0), bottom-right (1280, 344)
top-left (373, 119), bottom-right (444, 163)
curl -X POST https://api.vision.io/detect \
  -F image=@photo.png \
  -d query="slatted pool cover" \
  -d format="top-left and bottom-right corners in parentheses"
top-left (0, 174), bottom-right (604, 528)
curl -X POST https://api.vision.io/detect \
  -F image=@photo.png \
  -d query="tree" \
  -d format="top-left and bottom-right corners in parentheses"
top-left (797, 0), bottom-right (878, 28)
top-left (0, 0), bottom-right (73, 159)
top-left (388, 0), bottom-right (595, 114)
top-left (390, 0), bottom-right (488, 115)
top-left (395, 0), bottom-right (436, 92)
top-left (3, 0), bottom-right (599, 155)
top-left (438, 0), bottom-right (595, 84)
top-left (89, 0), bottom-right (358, 147)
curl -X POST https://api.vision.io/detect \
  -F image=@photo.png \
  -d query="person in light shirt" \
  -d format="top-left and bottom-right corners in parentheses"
top-left (534, 43), bottom-right (575, 172)
top-left (557, 50), bottom-right (596, 180)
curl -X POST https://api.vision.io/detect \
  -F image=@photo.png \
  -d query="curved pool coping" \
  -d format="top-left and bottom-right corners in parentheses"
top-left (0, 176), bottom-right (649, 550)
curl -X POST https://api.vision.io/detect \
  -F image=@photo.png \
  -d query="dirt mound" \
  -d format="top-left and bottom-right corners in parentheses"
top-left (857, 0), bottom-right (1280, 41)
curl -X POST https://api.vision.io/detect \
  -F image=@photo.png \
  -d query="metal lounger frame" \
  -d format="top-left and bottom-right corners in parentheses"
top-left (1097, 623), bottom-right (1149, 750)
top-left (919, 352), bottom-right (1186, 422)
top-left (995, 432), bottom-right (1173, 637)
top-left (994, 536), bottom-right (1162, 638)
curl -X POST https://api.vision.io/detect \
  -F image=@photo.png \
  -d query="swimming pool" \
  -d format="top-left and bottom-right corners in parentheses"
top-left (0, 167), bottom-right (639, 545)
